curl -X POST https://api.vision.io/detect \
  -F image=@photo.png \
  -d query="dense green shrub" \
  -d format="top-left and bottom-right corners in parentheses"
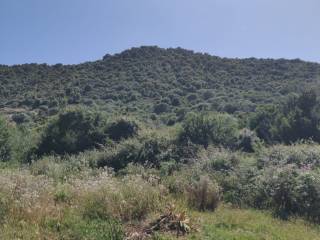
top-left (154, 103), bottom-right (170, 114)
top-left (220, 167), bottom-right (258, 207)
top-left (237, 128), bottom-right (261, 152)
top-left (97, 135), bottom-right (174, 170)
top-left (265, 167), bottom-right (300, 220)
top-left (0, 116), bottom-right (12, 162)
top-left (11, 113), bottom-right (31, 124)
top-left (234, 163), bottom-right (320, 222)
top-left (296, 172), bottom-right (320, 222)
top-left (250, 90), bottom-right (320, 144)
top-left (249, 105), bottom-right (279, 143)
top-left (106, 118), bottom-right (138, 141)
top-left (179, 112), bottom-right (239, 148)
top-left (97, 139), bottom-right (142, 170)
top-left (36, 108), bottom-right (108, 155)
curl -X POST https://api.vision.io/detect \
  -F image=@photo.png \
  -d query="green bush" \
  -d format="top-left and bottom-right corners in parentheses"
top-left (97, 139), bottom-right (142, 170)
top-left (220, 167), bottom-right (258, 207)
top-left (273, 169), bottom-right (320, 222)
top-left (10, 126), bottom-right (38, 163)
top-left (179, 112), bottom-right (239, 148)
top-left (11, 113), bottom-right (31, 124)
top-left (106, 118), bottom-right (138, 141)
top-left (266, 167), bottom-right (300, 220)
top-left (296, 172), bottom-right (320, 222)
top-left (241, 164), bottom-right (320, 222)
top-left (36, 108), bottom-right (109, 155)
top-left (97, 135), bottom-right (173, 170)
top-left (237, 128), bottom-right (261, 152)
top-left (250, 90), bottom-right (320, 144)
top-left (0, 116), bottom-right (12, 162)
top-left (154, 103), bottom-right (170, 114)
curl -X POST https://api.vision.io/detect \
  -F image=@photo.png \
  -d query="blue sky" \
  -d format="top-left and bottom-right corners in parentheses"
top-left (0, 0), bottom-right (319, 65)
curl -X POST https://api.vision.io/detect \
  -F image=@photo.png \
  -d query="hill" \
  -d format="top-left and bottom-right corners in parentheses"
top-left (1, 46), bottom-right (320, 120)
top-left (2, 47), bottom-right (320, 239)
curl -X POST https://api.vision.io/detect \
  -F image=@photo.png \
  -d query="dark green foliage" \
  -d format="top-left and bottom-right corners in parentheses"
top-left (97, 136), bottom-right (174, 171)
top-left (237, 128), bottom-right (261, 152)
top-left (106, 118), bottom-right (138, 141)
top-left (153, 103), bottom-right (170, 114)
top-left (97, 140), bottom-right (141, 170)
top-left (0, 116), bottom-right (11, 162)
top-left (11, 113), bottom-right (31, 124)
top-left (36, 108), bottom-right (108, 155)
top-left (179, 112), bottom-right (239, 148)
top-left (249, 105), bottom-right (278, 143)
top-left (1, 47), bottom-right (320, 120)
top-left (251, 90), bottom-right (320, 144)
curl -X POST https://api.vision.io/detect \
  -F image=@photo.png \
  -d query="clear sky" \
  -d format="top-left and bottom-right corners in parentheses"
top-left (0, 0), bottom-right (319, 65)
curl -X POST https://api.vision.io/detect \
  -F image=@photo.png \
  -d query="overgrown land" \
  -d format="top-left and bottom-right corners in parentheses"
top-left (1, 46), bottom-right (320, 239)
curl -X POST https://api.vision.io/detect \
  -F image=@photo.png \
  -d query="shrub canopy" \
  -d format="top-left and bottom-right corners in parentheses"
top-left (179, 112), bottom-right (239, 148)
top-left (106, 118), bottom-right (138, 141)
top-left (250, 90), bottom-right (320, 144)
top-left (36, 108), bottom-right (108, 155)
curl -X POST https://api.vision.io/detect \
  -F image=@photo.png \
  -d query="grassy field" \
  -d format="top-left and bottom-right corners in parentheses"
top-left (158, 206), bottom-right (320, 240)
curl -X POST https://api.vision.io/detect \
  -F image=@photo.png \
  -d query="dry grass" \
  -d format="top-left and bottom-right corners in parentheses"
top-left (0, 160), bottom-right (320, 240)
top-left (0, 168), bottom-right (166, 239)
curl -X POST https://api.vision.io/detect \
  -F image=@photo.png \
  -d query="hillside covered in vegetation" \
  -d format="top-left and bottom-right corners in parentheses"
top-left (1, 46), bottom-right (320, 122)
top-left (1, 47), bottom-right (320, 239)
